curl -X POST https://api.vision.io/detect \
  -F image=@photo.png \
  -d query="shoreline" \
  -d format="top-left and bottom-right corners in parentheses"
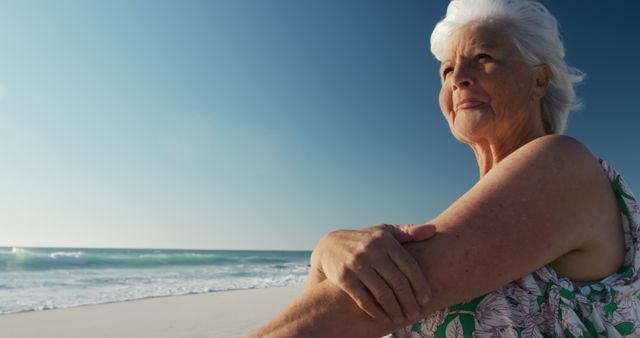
top-left (0, 284), bottom-right (304, 338)
top-left (1, 285), bottom-right (300, 316)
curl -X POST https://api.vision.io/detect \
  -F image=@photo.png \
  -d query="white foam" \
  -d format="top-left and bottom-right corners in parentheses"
top-left (0, 263), bottom-right (309, 315)
top-left (10, 247), bottom-right (28, 254)
top-left (49, 251), bottom-right (87, 265)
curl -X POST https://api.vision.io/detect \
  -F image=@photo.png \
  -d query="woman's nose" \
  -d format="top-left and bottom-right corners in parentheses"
top-left (451, 66), bottom-right (473, 90)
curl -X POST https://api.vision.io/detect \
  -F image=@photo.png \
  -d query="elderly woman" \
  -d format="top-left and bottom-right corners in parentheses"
top-left (251, 0), bottom-right (640, 337)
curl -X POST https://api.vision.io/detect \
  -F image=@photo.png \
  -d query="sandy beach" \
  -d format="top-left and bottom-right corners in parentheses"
top-left (0, 285), bottom-right (304, 338)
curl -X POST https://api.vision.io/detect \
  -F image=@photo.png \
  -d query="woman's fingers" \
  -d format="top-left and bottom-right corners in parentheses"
top-left (384, 223), bottom-right (437, 243)
top-left (372, 255), bottom-right (421, 321)
top-left (358, 267), bottom-right (406, 324)
top-left (406, 224), bottom-right (437, 241)
top-left (339, 275), bottom-right (388, 322)
top-left (388, 244), bottom-right (432, 306)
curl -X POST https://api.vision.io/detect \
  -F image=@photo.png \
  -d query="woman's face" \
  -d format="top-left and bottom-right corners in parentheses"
top-left (438, 22), bottom-right (544, 145)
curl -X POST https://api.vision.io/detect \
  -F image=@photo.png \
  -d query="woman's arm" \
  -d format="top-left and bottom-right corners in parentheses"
top-left (251, 135), bottom-right (623, 337)
top-left (250, 280), bottom-right (401, 338)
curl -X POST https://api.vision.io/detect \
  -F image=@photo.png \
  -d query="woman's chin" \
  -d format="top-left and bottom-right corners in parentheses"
top-left (452, 122), bottom-right (492, 143)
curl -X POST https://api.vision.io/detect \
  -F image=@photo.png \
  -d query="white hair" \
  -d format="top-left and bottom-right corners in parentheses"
top-left (431, 0), bottom-right (585, 134)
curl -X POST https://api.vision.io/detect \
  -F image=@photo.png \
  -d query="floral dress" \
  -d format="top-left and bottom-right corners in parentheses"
top-left (392, 159), bottom-right (640, 338)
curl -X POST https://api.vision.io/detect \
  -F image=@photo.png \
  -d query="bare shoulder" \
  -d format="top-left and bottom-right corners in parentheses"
top-left (488, 134), bottom-right (610, 221)
top-left (513, 136), bottom-right (625, 281)
top-left (504, 135), bottom-right (625, 281)
top-left (479, 135), bottom-right (624, 281)
top-left (497, 134), bottom-right (599, 181)
top-left (470, 135), bottom-right (607, 231)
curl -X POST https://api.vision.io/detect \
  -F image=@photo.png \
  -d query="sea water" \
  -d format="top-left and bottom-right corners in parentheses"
top-left (0, 247), bottom-right (310, 315)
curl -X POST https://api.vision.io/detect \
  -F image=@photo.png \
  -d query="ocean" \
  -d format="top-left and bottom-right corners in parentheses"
top-left (0, 246), bottom-right (310, 315)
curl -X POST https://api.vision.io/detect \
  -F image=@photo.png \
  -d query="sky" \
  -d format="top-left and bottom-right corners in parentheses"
top-left (0, 0), bottom-right (638, 251)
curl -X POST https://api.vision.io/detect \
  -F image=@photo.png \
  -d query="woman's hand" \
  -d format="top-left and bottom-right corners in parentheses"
top-left (309, 223), bottom-right (436, 324)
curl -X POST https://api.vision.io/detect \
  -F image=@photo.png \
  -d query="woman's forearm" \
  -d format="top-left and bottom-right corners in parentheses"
top-left (249, 280), bottom-right (400, 338)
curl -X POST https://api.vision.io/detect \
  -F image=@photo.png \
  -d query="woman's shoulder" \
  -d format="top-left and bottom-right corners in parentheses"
top-left (473, 134), bottom-right (625, 282)
top-left (496, 134), bottom-right (602, 189)
top-left (510, 134), bottom-right (595, 167)
top-left (509, 135), bottom-right (626, 282)
top-left (504, 135), bottom-right (613, 217)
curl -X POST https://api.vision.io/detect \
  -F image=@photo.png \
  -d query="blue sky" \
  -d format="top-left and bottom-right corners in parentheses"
top-left (1, 0), bottom-right (638, 250)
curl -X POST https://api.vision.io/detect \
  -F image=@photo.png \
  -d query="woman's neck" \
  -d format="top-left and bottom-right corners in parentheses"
top-left (470, 123), bottom-right (547, 178)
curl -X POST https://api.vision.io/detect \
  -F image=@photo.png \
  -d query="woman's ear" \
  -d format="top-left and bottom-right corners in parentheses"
top-left (532, 64), bottom-right (551, 99)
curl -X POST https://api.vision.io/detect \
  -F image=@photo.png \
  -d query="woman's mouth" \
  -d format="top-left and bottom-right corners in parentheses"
top-left (456, 99), bottom-right (485, 110)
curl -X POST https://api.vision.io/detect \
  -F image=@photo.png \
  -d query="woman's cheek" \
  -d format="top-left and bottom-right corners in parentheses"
top-left (439, 87), bottom-right (453, 119)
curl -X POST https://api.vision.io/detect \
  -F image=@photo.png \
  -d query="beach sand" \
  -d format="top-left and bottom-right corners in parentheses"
top-left (0, 285), bottom-right (304, 338)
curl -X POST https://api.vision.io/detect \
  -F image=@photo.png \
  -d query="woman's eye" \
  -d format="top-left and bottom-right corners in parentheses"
top-left (442, 67), bottom-right (453, 78)
top-left (477, 53), bottom-right (492, 60)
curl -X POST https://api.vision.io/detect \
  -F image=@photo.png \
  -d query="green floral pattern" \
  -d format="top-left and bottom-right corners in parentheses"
top-left (393, 159), bottom-right (640, 337)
